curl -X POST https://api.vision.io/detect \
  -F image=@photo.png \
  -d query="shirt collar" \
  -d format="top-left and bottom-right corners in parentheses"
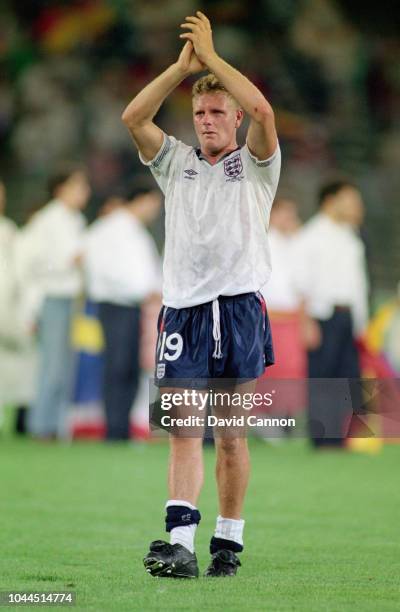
top-left (195, 146), bottom-right (241, 165)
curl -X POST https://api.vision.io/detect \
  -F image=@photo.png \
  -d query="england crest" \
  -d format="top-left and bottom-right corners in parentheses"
top-left (156, 363), bottom-right (166, 379)
top-left (224, 154), bottom-right (243, 177)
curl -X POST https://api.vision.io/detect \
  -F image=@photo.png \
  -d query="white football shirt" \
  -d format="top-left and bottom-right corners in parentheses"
top-left (84, 209), bottom-right (162, 305)
top-left (140, 134), bottom-right (281, 308)
top-left (292, 213), bottom-right (369, 335)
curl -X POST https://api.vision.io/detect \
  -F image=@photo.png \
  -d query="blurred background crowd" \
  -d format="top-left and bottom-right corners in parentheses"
top-left (0, 0), bottom-right (399, 444)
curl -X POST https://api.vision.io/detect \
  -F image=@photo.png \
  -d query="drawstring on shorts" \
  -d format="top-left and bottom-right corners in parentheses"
top-left (212, 298), bottom-right (223, 359)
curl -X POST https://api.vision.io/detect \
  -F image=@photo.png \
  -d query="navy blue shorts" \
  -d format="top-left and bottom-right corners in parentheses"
top-left (154, 292), bottom-right (274, 387)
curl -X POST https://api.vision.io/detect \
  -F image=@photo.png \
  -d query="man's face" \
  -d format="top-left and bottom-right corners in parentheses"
top-left (192, 92), bottom-right (242, 155)
top-left (130, 191), bottom-right (162, 225)
top-left (62, 172), bottom-right (91, 210)
top-left (270, 199), bottom-right (300, 234)
top-left (334, 187), bottom-right (364, 227)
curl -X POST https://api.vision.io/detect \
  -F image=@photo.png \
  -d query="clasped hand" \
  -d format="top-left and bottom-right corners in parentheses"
top-left (176, 11), bottom-right (216, 75)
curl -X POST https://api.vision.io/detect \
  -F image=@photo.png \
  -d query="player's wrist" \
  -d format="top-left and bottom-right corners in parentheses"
top-left (172, 62), bottom-right (191, 80)
top-left (202, 51), bottom-right (220, 69)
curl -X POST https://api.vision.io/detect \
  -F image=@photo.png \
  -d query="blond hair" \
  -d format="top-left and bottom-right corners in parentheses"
top-left (192, 73), bottom-right (239, 108)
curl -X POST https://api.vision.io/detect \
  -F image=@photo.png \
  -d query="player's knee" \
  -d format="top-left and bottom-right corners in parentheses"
top-left (216, 437), bottom-right (246, 456)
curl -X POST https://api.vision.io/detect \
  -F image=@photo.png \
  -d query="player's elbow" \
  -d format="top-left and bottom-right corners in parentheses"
top-left (121, 108), bottom-right (131, 124)
top-left (255, 103), bottom-right (274, 125)
top-left (121, 109), bottom-right (138, 127)
top-left (121, 103), bottom-right (145, 128)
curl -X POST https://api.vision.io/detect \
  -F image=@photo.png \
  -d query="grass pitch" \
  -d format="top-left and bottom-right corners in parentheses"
top-left (1, 426), bottom-right (399, 611)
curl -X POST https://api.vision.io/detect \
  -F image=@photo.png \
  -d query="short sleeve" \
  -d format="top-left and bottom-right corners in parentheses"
top-left (242, 143), bottom-right (281, 226)
top-left (243, 142), bottom-right (281, 193)
top-left (138, 133), bottom-right (180, 194)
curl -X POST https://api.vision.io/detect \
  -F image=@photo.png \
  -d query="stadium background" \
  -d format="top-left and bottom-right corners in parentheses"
top-left (1, 1), bottom-right (400, 609)
top-left (1, 0), bottom-right (399, 293)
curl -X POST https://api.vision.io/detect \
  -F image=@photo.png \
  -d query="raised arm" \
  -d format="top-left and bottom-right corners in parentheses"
top-left (122, 42), bottom-right (205, 161)
top-left (180, 12), bottom-right (278, 160)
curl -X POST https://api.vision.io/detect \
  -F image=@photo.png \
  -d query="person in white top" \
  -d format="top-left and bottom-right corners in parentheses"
top-left (20, 166), bottom-right (91, 439)
top-left (0, 182), bottom-right (40, 436)
top-left (293, 180), bottom-right (369, 448)
top-left (84, 187), bottom-right (162, 440)
top-left (0, 180), bottom-right (21, 421)
top-left (261, 197), bottom-right (306, 386)
top-left (262, 197), bottom-right (301, 313)
top-left (122, 11), bottom-right (280, 578)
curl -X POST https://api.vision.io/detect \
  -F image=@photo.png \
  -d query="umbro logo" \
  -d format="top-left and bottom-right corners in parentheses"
top-left (184, 169), bottom-right (198, 180)
top-left (181, 513), bottom-right (191, 522)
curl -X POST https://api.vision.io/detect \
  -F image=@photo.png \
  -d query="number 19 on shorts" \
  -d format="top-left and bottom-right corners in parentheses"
top-left (158, 332), bottom-right (183, 362)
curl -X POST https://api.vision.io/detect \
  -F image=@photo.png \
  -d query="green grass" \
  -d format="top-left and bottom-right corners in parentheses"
top-left (1, 427), bottom-right (399, 611)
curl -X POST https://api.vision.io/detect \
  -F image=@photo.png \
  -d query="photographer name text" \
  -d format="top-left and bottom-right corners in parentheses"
top-left (160, 415), bottom-right (296, 428)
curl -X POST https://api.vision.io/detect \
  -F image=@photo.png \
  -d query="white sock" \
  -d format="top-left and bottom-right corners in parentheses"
top-left (166, 499), bottom-right (198, 554)
top-left (214, 515), bottom-right (245, 547)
